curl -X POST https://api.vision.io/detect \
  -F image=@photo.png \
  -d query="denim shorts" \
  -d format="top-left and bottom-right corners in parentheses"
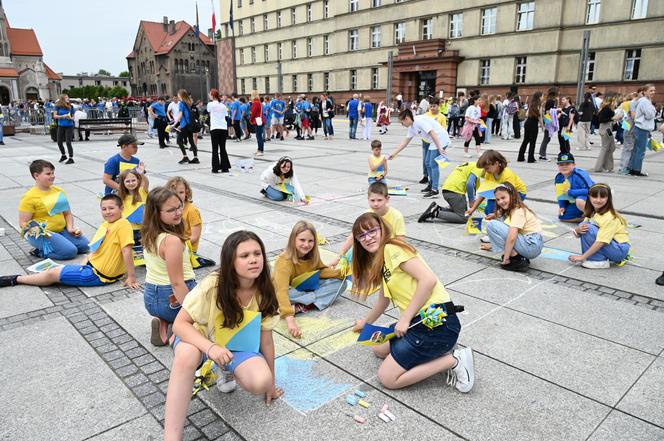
top-left (389, 313), bottom-right (461, 370)
top-left (172, 336), bottom-right (262, 374)
top-left (59, 264), bottom-right (108, 287)
top-left (144, 279), bottom-right (197, 323)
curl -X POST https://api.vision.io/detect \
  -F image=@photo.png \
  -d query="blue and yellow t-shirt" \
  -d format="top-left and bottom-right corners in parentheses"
top-left (88, 218), bottom-right (134, 282)
top-left (18, 185), bottom-right (70, 233)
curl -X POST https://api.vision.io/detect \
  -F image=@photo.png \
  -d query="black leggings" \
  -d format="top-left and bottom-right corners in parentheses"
top-left (210, 129), bottom-right (231, 172)
top-left (518, 118), bottom-right (539, 161)
top-left (464, 127), bottom-right (482, 147)
top-left (177, 126), bottom-right (197, 157)
top-left (57, 125), bottom-right (74, 158)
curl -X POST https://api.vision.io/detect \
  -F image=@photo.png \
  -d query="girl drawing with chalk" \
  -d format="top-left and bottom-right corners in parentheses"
top-left (350, 212), bottom-right (475, 392)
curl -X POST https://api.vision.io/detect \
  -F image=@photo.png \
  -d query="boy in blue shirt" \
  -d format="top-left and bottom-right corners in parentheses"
top-left (230, 95), bottom-right (242, 141)
top-left (347, 94), bottom-right (360, 139)
top-left (271, 94), bottom-right (285, 140)
top-left (555, 152), bottom-right (595, 222)
top-left (149, 97), bottom-right (168, 148)
top-left (103, 134), bottom-right (144, 194)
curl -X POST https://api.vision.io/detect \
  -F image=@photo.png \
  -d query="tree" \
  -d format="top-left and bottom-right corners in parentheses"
top-left (62, 85), bottom-right (129, 100)
top-left (118, 71), bottom-right (129, 77)
top-left (96, 69), bottom-right (111, 76)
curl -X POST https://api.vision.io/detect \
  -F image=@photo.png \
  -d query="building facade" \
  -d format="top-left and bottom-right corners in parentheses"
top-left (220, 0), bottom-right (664, 102)
top-left (126, 17), bottom-right (218, 101)
top-left (0, 2), bottom-right (60, 104)
top-left (60, 74), bottom-right (130, 92)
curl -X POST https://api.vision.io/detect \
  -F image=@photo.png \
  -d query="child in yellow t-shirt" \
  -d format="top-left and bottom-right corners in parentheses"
top-left (368, 140), bottom-right (388, 184)
top-left (18, 159), bottom-right (89, 260)
top-left (274, 221), bottom-right (346, 338)
top-left (569, 183), bottom-right (630, 269)
top-left (164, 231), bottom-right (282, 440)
top-left (118, 168), bottom-right (149, 244)
top-left (349, 212), bottom-right (474, 393)
top-left (481, 182), bottom-right (543, 272)
top-left (0, 194), bottom-right (137, 288)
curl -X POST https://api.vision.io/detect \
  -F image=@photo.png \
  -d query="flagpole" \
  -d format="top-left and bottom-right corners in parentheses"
top-left (230, 0), bottom-right (237, 94)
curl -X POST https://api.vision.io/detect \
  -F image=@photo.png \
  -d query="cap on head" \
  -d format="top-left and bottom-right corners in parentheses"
top-left (117, 134), bottom-right (144, 147)
top-left (556, 152), bottom-right (575, 164)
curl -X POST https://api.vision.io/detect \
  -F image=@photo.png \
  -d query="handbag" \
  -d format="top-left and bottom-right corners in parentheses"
top-left (255, 117), bottom-right (263, 126)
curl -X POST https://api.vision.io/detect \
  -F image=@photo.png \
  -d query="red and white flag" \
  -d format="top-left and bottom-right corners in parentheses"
top-left (211, 0), bottom-right (217, 39)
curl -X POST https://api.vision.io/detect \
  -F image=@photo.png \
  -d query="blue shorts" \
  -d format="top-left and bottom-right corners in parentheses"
top-left (389, 313), bottom-right (461, 370)
top-left (59, 264), bottom-right (109, 287)
top-left (172, 337), bottom-right (263, 374)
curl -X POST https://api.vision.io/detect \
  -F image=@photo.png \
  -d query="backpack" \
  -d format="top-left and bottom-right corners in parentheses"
top-left (571, 106), bottom-right (580, 124)
top-left (187, 105), bottom-right (201, 132)
top-left (449, 104), bottom-right (460, 118)
top-left (507, 100), bottom-right (518, 115)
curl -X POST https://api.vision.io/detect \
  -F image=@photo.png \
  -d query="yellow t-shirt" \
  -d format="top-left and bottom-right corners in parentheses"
top-left (381, 244), bottom-right (450, 312)
top-left (368, 155), bottom-right (386, 179)
top-left (370, 207), bottom-right (405, 238)
top-left (183, 273), bottom-right (280, 340)
top-left (442, 161), bottom-right (482, 194)
top-left (424, 110), bottom-right (447, 130)
top-left (144, 232), bottom-right (195, 285)
top-left (88, 218), bottom-right (134, 282)
top-left (482, 167), bottom-right (528, 195)
top-left (183, 202), bottom-right (203, 252)
top-left (18, 185), bottom-right (69, 233)
top-left (504, 207), bottom-right (542, 235)
top-left (122, 188), bottom-right (148, 230)
top-left (587, 212), bottom-right (629, 244)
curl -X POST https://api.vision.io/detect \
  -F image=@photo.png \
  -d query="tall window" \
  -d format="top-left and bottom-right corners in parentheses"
top-left (323, 0), bottom-right (330, 19)
top-left (349, 29), bottom-right (359, 51)
top-left (265, 76), bottom-right (270, 94)
top-left (394, 22), bottom-right (406, 44)
top-left (517, 2), bottom-right (535, 31)
top-left (292, 75), bottom-right (298, 92)
top-left (264, 44), bottom-right (269, 62)
top-left (421, 18), bottom-right (433, 40)
top-left (350, 0), bottom-right (359, 12)
top-left (250, 17), bottom-right (256, 33)
top-left (251, 46), bottom-right (256, 63)
top-left (449, 13), bottom-right (463, 38)
top-left (624, 49), bottom-right (641, 80)
top-left (307, 3), bottom-right (313, 22)
top-left (372, 0), bottom-right (381, 6)
top-left (324, 72), bottom-right (330, 91)
top-left (277, 10), bottom-right (282, 28)
top-left (277, 42), bottom-right (283, 60)
top-left (323, 35), bottom-right (330, 55)
top-left (241, 78), bottom-right (245, 94)
top-left (263, 14), bottom-right (268, 30)
top-left (586, 0), bottom-right (601, 24)
top-left (481, 8), bottom-right (497, 35)
top-left (515, 56), bottom-right (527, 83)
top-left (585, 52), bottom-right (596, 81)
top-left (371, 26), bottom-right (381, 48)
top-left (480, 59), bottom-right (490, 85)
top-left (371, 68), bottom-right (379, 89)
top-left (307, 37), bottom-right (313, 57)
top-left (238, 20), bottom-right (244, 35)
top-left (350, 69), bottom-right (357, 90)
top-left (239, 48), bottom-right (245, 65)
top-left (291, 7), bottom-right (296, 25)
top-left (291, 40), bottom-right (297, 58)
top-left (252, 77), bottom-right (257, 91)
top-left (632, 0), bottom-right (648, 19)
top-left (307, 73), bottom-right (313, 92)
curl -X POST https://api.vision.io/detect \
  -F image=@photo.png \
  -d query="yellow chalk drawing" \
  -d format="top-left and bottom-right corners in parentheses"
top-left (305, 329), bottom-right (359, 358)
top-left (275, 314), bottom-right (353, 344)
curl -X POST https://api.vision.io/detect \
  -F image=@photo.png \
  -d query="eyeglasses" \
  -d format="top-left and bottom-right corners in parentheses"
top-left (161, 205), bottom-right (183, 214)
top-left (355, 227), bottom-right (380, 242)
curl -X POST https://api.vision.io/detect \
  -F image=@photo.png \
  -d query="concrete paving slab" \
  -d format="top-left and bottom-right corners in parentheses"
top-left (617, 356), bottom-right (664, 427)
top-left (87, 414), bottom-right (163, 441)
top-left (588, 410), bottom-right (664, 441)
top-left (447, 267), bottom-right (541, 304)
top-left (0, 317), bottom-right (145, 440)
top-left (0, 260), bottom-right (53, 319)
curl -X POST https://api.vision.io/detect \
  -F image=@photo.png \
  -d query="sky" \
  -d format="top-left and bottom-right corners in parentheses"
top-left (5, 0), bottom-right (221, 76)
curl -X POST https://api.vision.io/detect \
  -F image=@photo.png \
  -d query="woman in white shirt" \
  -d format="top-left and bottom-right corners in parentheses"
top-left (206, 89), bottom-right (230, 173)
top-left (462, 97), bottom-right (483, 158)
top-left (260, 156), bottom-right (308, 204)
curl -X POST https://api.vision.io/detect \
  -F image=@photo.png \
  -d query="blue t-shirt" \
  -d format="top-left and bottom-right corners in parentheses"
top-left (363, 102), bottom-right (373, 119)
top-left (178, 102), bottom-right (191, 129)
top-left (302, 101), bottom-right (312, 112)
top-left (103, 153), bottom-right (140, 194)
top-left (263, 102), bottom-right (272, 119)
top-left (295, 101), bottom-right (303, 114)
top-left (240, 103), bottom-right (249, 118)
top-left (150, 102), bottom-right (166, 118)
top-left (271, 99), bottom-right (285, 116)
top-left (55, 106), bottom-right (74, 127)
top-left (231, 100), bottom-right (241, 120)
top-left (97, 102), bottom-right (105, 111)
top-left (348, 99), bottom-right (359, 118)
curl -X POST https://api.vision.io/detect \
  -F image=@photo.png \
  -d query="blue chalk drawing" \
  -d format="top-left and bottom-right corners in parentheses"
top-left (540, 246), bottom-right (579, 262)
top-left (275, 356), bottom-right (352, 413)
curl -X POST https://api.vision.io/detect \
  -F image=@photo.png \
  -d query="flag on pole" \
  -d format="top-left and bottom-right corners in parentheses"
top-left (229, 0), bottom-right (234, 35)
top-left (211, 0), bottom-right (217, 40)
top-left (194, 2), bottom-right (200, 37)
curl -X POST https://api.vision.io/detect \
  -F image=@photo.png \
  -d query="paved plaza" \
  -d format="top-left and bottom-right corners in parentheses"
top-left (0, 123), bottom-right (663, 441)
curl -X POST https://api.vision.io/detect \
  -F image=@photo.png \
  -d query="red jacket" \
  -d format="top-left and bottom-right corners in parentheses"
top-left (250, 98), bottom-right (262, 125)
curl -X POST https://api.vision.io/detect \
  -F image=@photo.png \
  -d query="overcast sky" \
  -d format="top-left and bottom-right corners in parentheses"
top-left (5, 0), bottom-right (221, 76)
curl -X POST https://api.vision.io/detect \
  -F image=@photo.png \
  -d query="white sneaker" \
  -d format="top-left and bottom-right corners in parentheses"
top-left (464, 153), bottom-right (472, 158)
top-left (216, 369), bottom-right (237, 393)
top-left (479, 235), bottom-right (490, 244)
top-left (582, 260), bottom-right (610, 269)
top-left (447, 347), bottom-right (475, 393)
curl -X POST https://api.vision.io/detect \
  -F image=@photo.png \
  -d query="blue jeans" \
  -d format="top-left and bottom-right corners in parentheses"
top-left (26, 229), bottom-right (90, 260)
top-left (323, 118), bottom-right (334, 136)
top-left (144, 279), bottom-right (197, 323)
top-left (422, 141), bottom-right (429, 176)
top-left (265, 186), bottom-right (287, 201)
top-left (349, 118), bottom-right (358, 139)
top-left (485, 193), bottom-right (527, 216)
top-left (0, 119), bottom-right (3, 142)
top-left (288, 278), bottom-right (346, 311)
top-left (486, 219), bottom-right (544, 259)
top-left (255, 124), bottom-right (264, 152)
top-left (485, 118), bottom-right (493, 143)
top-left (580, 223), bottom-right (630, 262)
top-left (425, 148), bottom-right (440, 189)
top-left (629, 126), bottom-right (649, 172)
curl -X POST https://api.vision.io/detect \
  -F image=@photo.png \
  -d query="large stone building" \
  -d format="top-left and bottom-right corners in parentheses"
top-left (60, 74), bottom-right (130, 92)
top-left (220, 0), bottom-right (664, 102)
top-left (126, 17), bottom-right (218, 100)
top-left (0, 2), bottom-right (61, 104)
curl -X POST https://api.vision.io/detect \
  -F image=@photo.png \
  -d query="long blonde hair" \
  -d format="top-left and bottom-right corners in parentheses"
top-left (55, 94), bottom-right (71, 109)
top-left (117, 169), bottom-right (145, 205)
top-left (284, 221), bottom-right (324, 267)
top-left (178, 89), bottom-right (192, 107)
top-left (141, 187), bottom-right (187, 254)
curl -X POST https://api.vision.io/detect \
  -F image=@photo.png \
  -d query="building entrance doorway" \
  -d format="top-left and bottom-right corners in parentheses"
top-left (417, 71), bottom-right (436, 102)
top-left (0, 86), bottom-right (9, 105)
top-left (25, 87), bottom-right (39, 100)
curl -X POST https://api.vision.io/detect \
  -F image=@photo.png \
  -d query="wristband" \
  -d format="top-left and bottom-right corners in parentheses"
top-left (206, 342), bottom-right (216, 358)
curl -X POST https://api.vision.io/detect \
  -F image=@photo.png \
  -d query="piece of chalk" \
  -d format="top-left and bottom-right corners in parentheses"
top-left (381, 404), bottom-right (389, 413)
top-left (383, 409), bottom-right (396, 421)
top-left (378, 413), bottom-right (390, 423)
top-left (346, 395), bottom-right (358, 406)
top-left (353, 415), bottom-right (366, 424)
top-left (354, 390), bottom-right (367, 398)
top-left (358, 399), bottom-right (369, 408)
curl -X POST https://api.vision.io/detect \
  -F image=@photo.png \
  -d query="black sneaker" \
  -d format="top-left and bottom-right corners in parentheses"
top-left (419, 176), bottom-right (429, 184)
top-left (656, 272), bottom-right (664, 286)
top-left (501, 255), bottom-right (530, 272)
top-left (65, 158), bottom-right (75, 164)
top-left (178, 157), bottom-right (190, 164)
top-left (59, 155), bottom-right (67, 163)
top-left (420, 185), bottom-right (432, 193)
top-left (29, 248), bottom-right (42, 258)
top-left (0, 275), bottom-right (19, 287)
top-left (630, 170), bottom-right (649, 177)
top-left (418, 202), bottom-right (438, 223)
top-left (190, 158), bottom-right (200, 164)
top-left (423, 190), bottom-right (439, 199)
